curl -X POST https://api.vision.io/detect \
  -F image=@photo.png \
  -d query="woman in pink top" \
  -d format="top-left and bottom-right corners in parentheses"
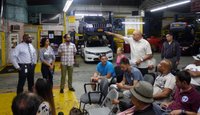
top-left (115, 47), bottom-right (126, 83)
top-left (116, 47), bottom-right (126, 66)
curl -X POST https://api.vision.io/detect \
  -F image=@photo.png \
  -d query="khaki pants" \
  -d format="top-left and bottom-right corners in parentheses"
top-left (60, 65), bottom-right (73, 89)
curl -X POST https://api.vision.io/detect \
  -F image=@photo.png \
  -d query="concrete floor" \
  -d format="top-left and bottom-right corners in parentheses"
top-left (0, 53), bottom-right (194, 99)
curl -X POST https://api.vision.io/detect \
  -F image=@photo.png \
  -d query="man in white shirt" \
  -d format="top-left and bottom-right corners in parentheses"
top-left (105, 30), bottom-right (152, 76)
top-left (11, 34), bottom-right (37, 94)
top-left (185, 54), bottom-right (200, 91)
top-left (153, 59), bottom-right (176, 103)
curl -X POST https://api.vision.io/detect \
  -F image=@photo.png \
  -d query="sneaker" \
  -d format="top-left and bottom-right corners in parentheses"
top-left (60, 89), bottom-right (64, 93)
top-left (69, 87), bottom-right (75, 91)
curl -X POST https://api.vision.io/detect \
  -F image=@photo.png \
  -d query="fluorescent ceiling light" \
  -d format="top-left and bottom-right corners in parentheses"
top-left (75, 13), bottom-right (102, 17)
top-left (150, 0), bottom-right (190, 12)
top-left (122, 22), bottom-right (145, 25)
top-left (63, 0), bottom-right (73, 12)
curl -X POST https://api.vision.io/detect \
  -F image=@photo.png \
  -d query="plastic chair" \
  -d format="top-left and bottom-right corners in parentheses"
top-left (87, 89), bottom-right (119, 115)
top-left (79, 78), bottom-right (109, 111)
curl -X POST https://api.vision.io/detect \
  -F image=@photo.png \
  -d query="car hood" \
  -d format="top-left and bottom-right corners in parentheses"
top-left (85, 47), bottom-right (112, 53)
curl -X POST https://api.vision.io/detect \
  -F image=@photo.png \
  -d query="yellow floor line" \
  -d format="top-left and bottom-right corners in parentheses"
top-left (0, 88), bottom-right (78, 115)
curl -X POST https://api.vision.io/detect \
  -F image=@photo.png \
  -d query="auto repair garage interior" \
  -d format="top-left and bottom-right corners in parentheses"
top-left (0, 0), bottom-right (200, 114)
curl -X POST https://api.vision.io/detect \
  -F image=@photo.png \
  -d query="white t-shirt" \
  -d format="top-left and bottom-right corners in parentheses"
top-left (185, 64), bottom-right (200, 86)
top-left (37, 101), bottom-right (51, 115)
top-left (153, 73), bottom-right (176, 102)
top-left (123, 37), bottom-right (152, 68)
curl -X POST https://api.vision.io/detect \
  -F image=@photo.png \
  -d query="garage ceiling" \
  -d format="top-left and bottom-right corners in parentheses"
top-left (26, 0), bottom-right (191, 13)
top-left (27, 0), bottom-right (144, 6)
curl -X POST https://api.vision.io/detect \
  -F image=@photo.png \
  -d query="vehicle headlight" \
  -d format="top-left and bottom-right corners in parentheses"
top-left (107, 50), bottom-right (113, 54)
top-left (86, 24), bottom-right (93, 28)
top-left (86, 51), bottom-right (94, 54)
top-left (106, 24), bottom-right (112, 27)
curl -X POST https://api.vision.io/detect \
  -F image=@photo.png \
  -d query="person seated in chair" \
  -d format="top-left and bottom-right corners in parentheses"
top-left (117, 81), bottom-right (156, 115)
top-left (160, 71), bottom-right (200, 115)
top-left (91, 54), bottom-right (116, 90)
top-left (153, 59), bottom-right (176, 103)
top-left (111, 57), bottom-right (143, 98)
top-left (185, 54), bottom-right (200, 92)
top-left (115, 47), bottom-right (126, 83)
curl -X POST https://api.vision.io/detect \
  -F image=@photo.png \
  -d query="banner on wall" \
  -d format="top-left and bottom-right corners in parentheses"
top-left (9, 33), bottom-right (19, 49)
top-left (68, 16), bottom-right (76, 23)
top-left (113, 18), bottom-right (125, 31)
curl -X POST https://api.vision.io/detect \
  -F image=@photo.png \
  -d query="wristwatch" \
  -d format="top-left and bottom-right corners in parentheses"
top-left (140, 58), bottom-right (144, 62)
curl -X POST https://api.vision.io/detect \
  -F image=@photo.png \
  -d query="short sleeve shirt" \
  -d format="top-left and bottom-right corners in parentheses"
top-left (58, 42), bottom-right (77, 66)
top-left (37, 101), bottom-right (51, 115)
top-left (168, 87), bottom-right (200, 112)
top-left (123, 37), bottom-right (152, 68)
top-left (185, 64), bottom-right (200, 86)
top-left (96, 61), bottom-right (116, 77)
top-left (153, 73), bottom-right (176, 102)
top-left (124, 66), bottom-right (143, 85)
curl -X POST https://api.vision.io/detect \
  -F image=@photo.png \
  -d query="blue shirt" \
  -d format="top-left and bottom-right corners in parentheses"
top-left (96, 61), bottom-right (116, 77)
top-left (124, 66), bottom-right (143, 85)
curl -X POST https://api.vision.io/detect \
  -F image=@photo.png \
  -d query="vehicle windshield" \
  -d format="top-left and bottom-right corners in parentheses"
top-left (86, 40), bottom-right (107, 47)
top-left (84, 16), bottom-right (105, 23)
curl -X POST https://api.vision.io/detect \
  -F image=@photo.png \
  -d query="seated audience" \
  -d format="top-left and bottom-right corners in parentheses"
top-left (12, 92), bottom-right (42, 115)
top-left (153, 59), bottom-right (176, 103)
top-left (117, 81), bottom-right (156, 115)
top-left (91, 54), bottom-right (116, 90)
top-left (33, 78), bottom-right (56, 115)
top-left (185, 54), bottom-right (200, 91)
top-left (160, 71), bottom-right (200, 115)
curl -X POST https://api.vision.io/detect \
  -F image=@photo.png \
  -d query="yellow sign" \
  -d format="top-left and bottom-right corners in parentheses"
top-left (68, 16), bottom-right (75, 23)
top-left (127, 29), bottom-right (135, 35)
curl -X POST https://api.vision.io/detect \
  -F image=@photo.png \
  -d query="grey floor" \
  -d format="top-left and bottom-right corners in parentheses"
top-left (0, 53), bottom-right (194, 100)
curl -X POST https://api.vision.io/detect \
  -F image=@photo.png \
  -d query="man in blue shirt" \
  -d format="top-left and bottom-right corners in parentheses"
top-left (91, 54), bottom-right (116, 90)
top-left (112, 57), bottom-right (143, 97)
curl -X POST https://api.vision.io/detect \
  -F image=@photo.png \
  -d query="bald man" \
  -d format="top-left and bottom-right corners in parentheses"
top-left (153, 59), bottom-right (176, 103)
top-left (106, 30), bottom-right (152, 75)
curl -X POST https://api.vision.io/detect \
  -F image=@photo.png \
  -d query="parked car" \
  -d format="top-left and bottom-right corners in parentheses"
top-left (78, 16), bottom-right (112, 35)
top-left (81, 37), bottom-right (113, 62)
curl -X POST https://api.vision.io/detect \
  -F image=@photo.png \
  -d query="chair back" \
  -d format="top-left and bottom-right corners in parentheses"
top-left (101, 89), bottom-right (119, 109)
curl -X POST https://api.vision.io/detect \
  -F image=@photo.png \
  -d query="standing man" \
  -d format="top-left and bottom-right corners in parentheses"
top-left (106, 30), bottom-right (152, 76)
top-left (161, 33), bottom-right (180, 73)
top-left (58, 34), bottom-right (77, 93)
top-left (11, 34), bottom-right (37, 94)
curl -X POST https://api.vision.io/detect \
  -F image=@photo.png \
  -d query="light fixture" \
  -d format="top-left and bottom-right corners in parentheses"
top-left (150, 0), bottom-right (191, 12)
top-left (122, 22), bottom-right (145, 25)
top-left (63, 0), bottom-right (73, 12)
top-left (75, 13), bottom-right (103, 17)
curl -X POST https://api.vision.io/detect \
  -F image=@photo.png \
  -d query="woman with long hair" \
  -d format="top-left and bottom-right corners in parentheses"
top-left (34, 78), bottom-right (56, 115)
top-left (40, 37), bottom-right (55, 86)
